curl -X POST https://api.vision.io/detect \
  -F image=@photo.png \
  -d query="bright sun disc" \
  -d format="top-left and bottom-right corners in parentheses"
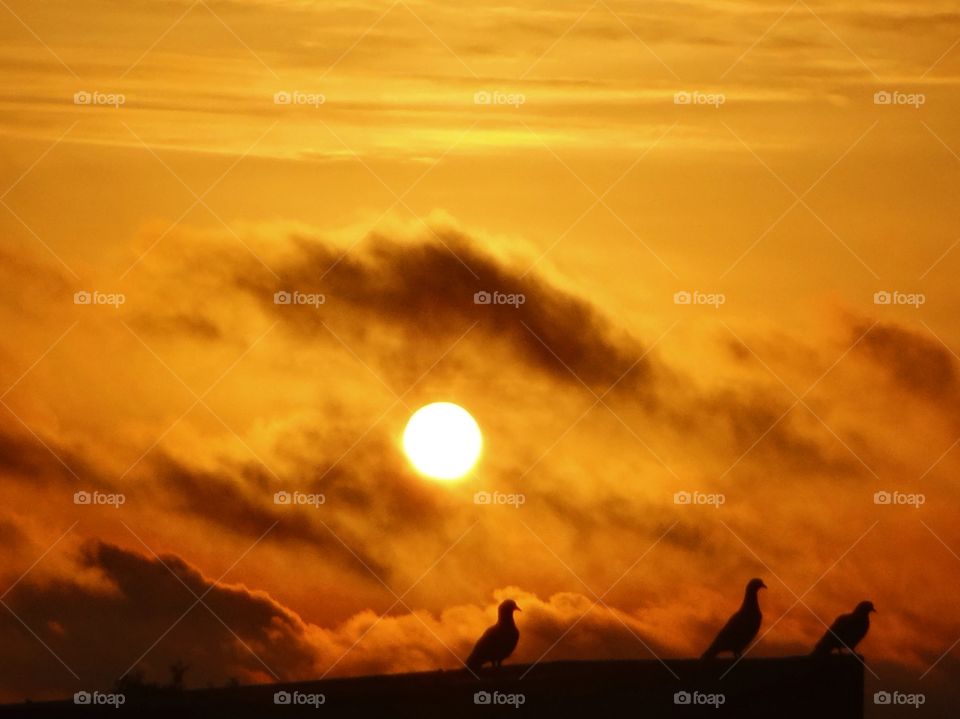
top-left (403, 402), bottom-right (482, 480)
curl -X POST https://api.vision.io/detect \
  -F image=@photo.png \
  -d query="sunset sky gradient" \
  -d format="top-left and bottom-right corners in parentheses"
top-left (1, 0), bottom-right (959, 713)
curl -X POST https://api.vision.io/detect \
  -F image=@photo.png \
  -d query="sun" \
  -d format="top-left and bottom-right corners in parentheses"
top-left (403, 402), bottom-right (482, 480)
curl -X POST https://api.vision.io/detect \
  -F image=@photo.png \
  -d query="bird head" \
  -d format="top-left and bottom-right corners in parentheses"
top-left (498, 599), bottom-right (521, 619)
top-left (747, 578), bottom-right (767, 593)
top-left (855, 601), bottom-right (876, 615)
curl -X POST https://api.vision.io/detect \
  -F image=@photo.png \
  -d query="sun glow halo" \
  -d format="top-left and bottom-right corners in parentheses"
top-left (402, 402), bottom-right (482, 480)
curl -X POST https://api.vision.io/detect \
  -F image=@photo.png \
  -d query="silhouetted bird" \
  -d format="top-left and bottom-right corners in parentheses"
top-left (701, 578), bottom-right (766, 659)
top-left (467, 599), bottom-right (521, 670)
top-left (812, 601), bottom-right (875, 656)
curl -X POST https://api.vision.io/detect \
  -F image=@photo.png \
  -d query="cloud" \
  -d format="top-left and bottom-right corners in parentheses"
top-left (0, 540), bottom-right (320, 701)
top-left (0, 542), bottom-right (681, 701)
top-left (0, 517), bottom-right (27, 550)
top-left (854, 321), bottom-right (957, 403)
top-left (145, 446), bottom-right (459, 582)
top-left (115, 222), bottom-right (920, 494)
top-left (0, 425), bottom-right (91, 487)
top-left (234, 228), bottom-right (657, 396)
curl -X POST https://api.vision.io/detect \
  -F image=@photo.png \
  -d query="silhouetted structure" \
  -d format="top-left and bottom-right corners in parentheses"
top-left (701, 578), bottom-right (766, 660)
top-left (813, 601), bottom-right (875, 656)
top-left (169, 661), bottom-right (189, 691)
top-left (0, 656), bottom-right (865, 718)
top-left (467, 599), bottom-right (521, 670)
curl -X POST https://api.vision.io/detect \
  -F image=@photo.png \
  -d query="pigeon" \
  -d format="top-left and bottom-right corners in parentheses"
top-left (701, 578), bottom-right (766, 660)
top-left (812, 601), bottom-right (875, 656)
top-left (467, 599), bottom-right (521, 670)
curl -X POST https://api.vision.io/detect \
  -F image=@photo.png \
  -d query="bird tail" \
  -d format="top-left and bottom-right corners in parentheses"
top-left (700, 637), bottom-right (720, 662)
top-left (810, 637), bottom-right (830, 656)
top-left (466, 651), bottom-right (481, 672)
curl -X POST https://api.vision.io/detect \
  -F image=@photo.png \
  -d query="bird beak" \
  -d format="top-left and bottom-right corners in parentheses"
top-left (760, 582), bottom-right (767, 589)
top-left (515, 606), bottom-right (522, 612)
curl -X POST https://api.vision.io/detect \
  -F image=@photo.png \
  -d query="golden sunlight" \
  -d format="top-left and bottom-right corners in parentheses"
top-left (402, 402), bottom-right (482, 480)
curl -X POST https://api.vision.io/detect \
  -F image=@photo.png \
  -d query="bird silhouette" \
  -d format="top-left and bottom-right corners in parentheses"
top-left (467, 599), bottom-right (521, 670)
top-left (812, 601), bottom-right (875, 656)
top-left (701, 578), bottom-right (766, 660)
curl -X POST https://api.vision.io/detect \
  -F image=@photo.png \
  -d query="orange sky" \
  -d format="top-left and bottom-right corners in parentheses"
top-left (1, 0), bottom-right (959, 712)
